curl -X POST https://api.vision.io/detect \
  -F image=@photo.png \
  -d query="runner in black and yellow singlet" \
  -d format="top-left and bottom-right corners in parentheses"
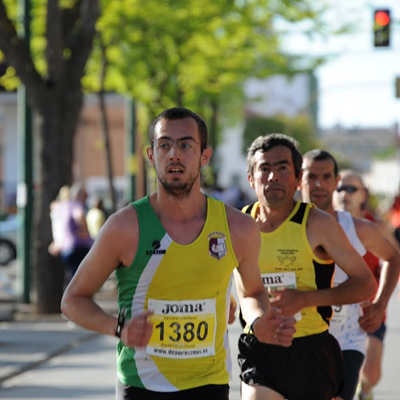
top-left (238, 134), bottom-right (376, 400)
top-left (239, 200), bottom-right (343, 400)
top-left (242, 200), bottom-right (334, 337)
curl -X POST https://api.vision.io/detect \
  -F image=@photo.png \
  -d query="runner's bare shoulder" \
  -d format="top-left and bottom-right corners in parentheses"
top-left (224, 204), bottom-right (260, 247)
top-left (95, 204), bottom-right (139, 265)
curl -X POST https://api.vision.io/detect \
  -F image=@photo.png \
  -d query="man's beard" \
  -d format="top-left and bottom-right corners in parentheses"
top-left (157, 167), bottom-right (200, 198)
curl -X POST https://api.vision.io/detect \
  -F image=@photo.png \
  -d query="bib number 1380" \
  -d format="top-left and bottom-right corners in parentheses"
top-left (147, 299), bottom-right (216, 358)
top-left (155, 320), bottom-right (208, 342)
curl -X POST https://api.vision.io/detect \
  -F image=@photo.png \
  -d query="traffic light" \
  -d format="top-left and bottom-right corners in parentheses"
top-left (373, 9), bottom-right (391, 47)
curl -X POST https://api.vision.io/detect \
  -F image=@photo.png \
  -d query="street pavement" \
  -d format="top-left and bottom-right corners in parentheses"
top-left (0, 260), bottom-right (399, 399)
top-left (0, 297), bottom-right (242, 399)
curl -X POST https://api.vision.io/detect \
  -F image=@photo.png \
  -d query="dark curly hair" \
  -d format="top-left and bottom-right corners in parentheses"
top-left (246, 133), bottom-right (302, 178)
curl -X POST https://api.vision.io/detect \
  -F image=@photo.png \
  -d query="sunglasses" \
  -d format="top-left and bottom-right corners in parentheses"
top-left (336, 185), bottom-right (361, 194)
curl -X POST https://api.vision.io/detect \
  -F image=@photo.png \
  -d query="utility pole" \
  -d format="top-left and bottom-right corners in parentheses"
top-left (16, 0), bottom-right (33, 303)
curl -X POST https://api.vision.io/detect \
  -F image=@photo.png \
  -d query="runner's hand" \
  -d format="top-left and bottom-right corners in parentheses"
top-left (269, 288), bottom-right (305, 316)
top-left (253, 308), bottom-right (296, 347)
top-left (120, 310), bottom-right (154, 347)
top-left (359, 302), bottom-right (385, 333)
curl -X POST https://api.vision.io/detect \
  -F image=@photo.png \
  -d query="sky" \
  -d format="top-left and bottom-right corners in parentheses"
top-left (282, 0), bottom-right (400, 130)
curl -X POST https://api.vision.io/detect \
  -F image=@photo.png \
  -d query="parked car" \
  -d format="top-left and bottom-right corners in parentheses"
top-left (0, 214), bottom-right (17, 266)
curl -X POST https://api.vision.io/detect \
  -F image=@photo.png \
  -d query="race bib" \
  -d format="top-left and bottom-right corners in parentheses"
top-left (147, 298), bottom-right (216, 359)
top-left (330, 303), bottom-right (348, 332)
top-left (329, 280), bottom-right (349, 332)
top-left (329, 280), bottom-right (349, 333)
top-left (261, 272), bottom-right (302, 321)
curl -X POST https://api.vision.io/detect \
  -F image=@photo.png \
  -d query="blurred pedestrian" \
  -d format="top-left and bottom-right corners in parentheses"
top-left (49, 183), bottom-right (93, 283)
top-left (86, 197), bottom-right (107, 239)
top-left (49, 185), bottom-right (70, 256)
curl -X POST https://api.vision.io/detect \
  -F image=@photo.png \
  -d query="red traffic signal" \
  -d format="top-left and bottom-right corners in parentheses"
top-left (375, 10), bottom-right (390, 26)
top-left (374, 9), bottom-right (390, 47)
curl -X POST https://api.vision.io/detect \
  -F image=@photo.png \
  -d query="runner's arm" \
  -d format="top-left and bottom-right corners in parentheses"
top-left (271, 209), bottom-right (377, 315)
top-left (355, 218), bottom-right (400, 332)
top-left (307, 210), bottom-right (377, 306)
top-left (228, 207), bottom-right (296, 346)
top-left (61, 206), bottom-right (152, 346)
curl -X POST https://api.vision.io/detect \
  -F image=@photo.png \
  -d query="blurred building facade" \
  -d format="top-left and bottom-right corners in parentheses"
top-left (319, 124), bottom-right (400, 203)
top-left (217, 72), bottom-right (317, 199)
top-left (0, 73), bottom-right (318, 212)
top-left (1, 76), bottom-right (399, 213)
top-left (319, 124), bottom-right (399, 173)
top-left (217, 74), bottom-right (400, 201)
top-left (0, 93), bottom-right (137, 214)
top-left (368, 156), bottom-right (400, 199)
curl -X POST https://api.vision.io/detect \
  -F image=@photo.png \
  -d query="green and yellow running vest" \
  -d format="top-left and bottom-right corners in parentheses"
top-left (116, 195), bottom-right (237, 391)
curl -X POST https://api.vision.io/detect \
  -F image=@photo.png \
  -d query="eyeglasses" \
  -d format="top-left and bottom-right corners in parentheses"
top-left (153, 138), bottom-right (200, 152)
top-left (336, 185), bottom-right (361, 194)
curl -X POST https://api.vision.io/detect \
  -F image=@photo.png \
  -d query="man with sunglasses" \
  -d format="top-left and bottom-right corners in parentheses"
top-left (61, 107), bottom-right (296, 400)
top-left (301, 150), bottom-right (400, 400)
top-left (335, 169), bottom-right (400, 400)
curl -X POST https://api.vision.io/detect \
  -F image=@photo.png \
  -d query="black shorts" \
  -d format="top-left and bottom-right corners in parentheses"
top-left (368, 321), bottom-right (386, 342)
top-left (116, 379), bottom-right (229, 400)
top-left (338, 350), bottom-right (365, 400)
top-left (238, 330), bottom-right (344, 400)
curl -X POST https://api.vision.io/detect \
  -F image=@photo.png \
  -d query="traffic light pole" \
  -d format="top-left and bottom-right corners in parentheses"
top-left (17, 0), bottom-right (33, 304)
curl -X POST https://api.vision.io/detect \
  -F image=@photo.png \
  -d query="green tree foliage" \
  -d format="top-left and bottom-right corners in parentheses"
top-left (84, 0), bottom-right (329, 142)
top-left (242, 113), bottom-right (321, 154)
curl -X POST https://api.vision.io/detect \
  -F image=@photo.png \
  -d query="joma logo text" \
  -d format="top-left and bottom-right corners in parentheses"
top-left (162, 303), bottom-right (205, 314)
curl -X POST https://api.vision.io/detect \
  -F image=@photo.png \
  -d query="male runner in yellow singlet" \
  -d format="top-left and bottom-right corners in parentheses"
top-left (61, 108), bottom-right (296, 400)
top-left (238, 134), bottom-right (377, 400)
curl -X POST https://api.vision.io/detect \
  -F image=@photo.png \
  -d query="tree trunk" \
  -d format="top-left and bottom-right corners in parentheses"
top-left (0, 0), bottom-right (100, 314)
top-left (98, 90), bottom-right (117, 213)
top-left (98, 37), bottom-right (116, 213)
top-left (33, 89), bottom-right (83, 313)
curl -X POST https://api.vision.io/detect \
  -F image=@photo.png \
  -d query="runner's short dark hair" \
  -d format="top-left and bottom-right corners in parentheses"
top-left (149, 107), bottom-right (208, 151)
top-left (303, 149), bottom-right (339, 177)
top-left (246, 134), bottom-right (302, 178)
